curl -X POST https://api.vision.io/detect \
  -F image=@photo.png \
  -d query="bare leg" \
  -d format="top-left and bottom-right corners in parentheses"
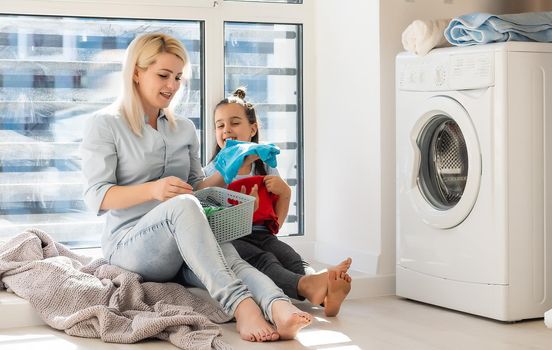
top-left (297, 257), bottom-right (352, 305)
top-left (324, 271), bottom-right (352, 317)
top-left (234, 297), bottom-right (280, 342)
top-left (271, 300), bottom-right (312, 340)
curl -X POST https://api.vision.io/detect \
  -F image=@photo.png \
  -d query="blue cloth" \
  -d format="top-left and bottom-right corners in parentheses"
top-left (214, 140), bottom-right (280, 184)
top-left (445, 11), bottom-right (552, 46)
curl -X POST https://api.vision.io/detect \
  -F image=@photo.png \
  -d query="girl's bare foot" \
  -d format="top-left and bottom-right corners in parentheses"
top-left (334, 257), bottom-right (352, 272)
top-left (324, 270), bottom-right (352, 317)
top-left (235, 298), bottom-right (279, 342)
top-left (298, 272), bottom-right (328, 305)
top-left (271, 300), bottom-right (312, 340)
top-left (298, 257), bottom-right (353, 305)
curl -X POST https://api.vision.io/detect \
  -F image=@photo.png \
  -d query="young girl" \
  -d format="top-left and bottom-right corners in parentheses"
top-left (204, 88), bottom-right (352, 317)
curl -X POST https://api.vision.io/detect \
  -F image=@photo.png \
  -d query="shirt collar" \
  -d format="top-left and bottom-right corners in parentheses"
top-left (158, 109), bottom-right (168, 120)
top-left (144, 109), bottom-right (168, 123)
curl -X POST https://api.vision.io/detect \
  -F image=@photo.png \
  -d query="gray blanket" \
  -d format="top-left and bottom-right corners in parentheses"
top-left (0, 228), bottom-right (233, 350)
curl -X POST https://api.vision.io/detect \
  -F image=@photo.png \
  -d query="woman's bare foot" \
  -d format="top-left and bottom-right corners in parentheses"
top-left (235, 298), bottom-right (279, 342)
top-left (324, 270), bottom-right (352, 317)
top-left (298, 257), bottom-right (353, 305)
top-left (271, 300), bottom-right (312, 340)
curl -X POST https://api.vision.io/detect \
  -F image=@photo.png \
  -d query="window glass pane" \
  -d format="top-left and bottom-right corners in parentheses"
top-left (225, 0), bottom-right (301, 3)
top-left (224, 22), bottom-right (302, 236)
top-left (0, 15), bottom-right (202, 248)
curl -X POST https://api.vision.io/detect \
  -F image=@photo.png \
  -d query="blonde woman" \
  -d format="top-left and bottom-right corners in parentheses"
top-left (80, 33), bottom-right (311, 342)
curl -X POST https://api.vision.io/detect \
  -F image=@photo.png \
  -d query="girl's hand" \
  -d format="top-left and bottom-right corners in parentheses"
top-left (241, 184), bottom-right (259, 211)
top-left (150, 176), bottom-right (193, 201)
top-left (263, 175), bottom-right (291, 198)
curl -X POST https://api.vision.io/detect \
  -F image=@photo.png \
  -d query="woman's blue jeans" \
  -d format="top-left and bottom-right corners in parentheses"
top-left (105, 194), bottom-right (287, 322)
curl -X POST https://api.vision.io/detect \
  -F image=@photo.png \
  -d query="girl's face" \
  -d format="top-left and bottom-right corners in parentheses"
top-left (134, 52), bottom-right (184, 119)
top-left (214, 103), bottom-right (257, 148)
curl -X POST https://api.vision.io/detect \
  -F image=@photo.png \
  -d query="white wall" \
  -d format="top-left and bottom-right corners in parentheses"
top-left (312, 0), bottom-right (515, 282)
top-left (313, 0), bottom-right (381, 274)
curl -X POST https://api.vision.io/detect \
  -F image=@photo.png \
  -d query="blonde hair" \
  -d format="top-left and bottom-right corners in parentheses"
top-left (118, 33), bottom-right (190, 136)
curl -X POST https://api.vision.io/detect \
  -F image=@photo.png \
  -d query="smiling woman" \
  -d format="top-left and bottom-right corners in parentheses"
top-left (120, 36), bottom-right (188, 135)
top-left (134, 53), bottom-right (185, 128)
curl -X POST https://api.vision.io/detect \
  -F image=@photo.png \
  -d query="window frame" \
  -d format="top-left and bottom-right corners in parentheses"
top-left (222, 20), bottom-right (304, 236)
top-left (1, 0), bottom-right (315, 243)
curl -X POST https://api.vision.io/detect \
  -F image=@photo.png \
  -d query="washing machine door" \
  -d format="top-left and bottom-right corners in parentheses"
top-left (409, 96), bottom-right (481, 228)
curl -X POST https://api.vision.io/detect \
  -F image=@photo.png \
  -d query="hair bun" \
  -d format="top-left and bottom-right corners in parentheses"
top-left (233, 88), bottom-right (247, 100)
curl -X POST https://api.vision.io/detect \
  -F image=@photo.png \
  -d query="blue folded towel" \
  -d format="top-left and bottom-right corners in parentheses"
top-left (445, 11), bottom-right (552, 46)
top-left (214, 140), bottom-right (280, 184)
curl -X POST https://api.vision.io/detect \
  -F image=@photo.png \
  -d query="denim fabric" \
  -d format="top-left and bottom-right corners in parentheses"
top-left (179, 242), bottom-right (288, 322)
top-left (106, 194), bottom-right (288, 318)
top-left (231, 228), bottom-right (307, 300)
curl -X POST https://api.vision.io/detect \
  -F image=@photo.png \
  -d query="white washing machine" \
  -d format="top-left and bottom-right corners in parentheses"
top-left (396, 42), bottom-right (552, 321)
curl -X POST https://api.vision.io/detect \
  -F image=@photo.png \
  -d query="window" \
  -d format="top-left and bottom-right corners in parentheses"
top-left (224, 22), bottom-right (302, 236)
top-left (0, 1), bottom-right (306, 248)
top-left (0, 15), bottom-right (202, 248)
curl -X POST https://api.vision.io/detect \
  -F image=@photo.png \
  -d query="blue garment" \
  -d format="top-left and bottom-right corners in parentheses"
top-left (214, 140), bottom-right (280, 184)
top-left (204, 160), bottom-right (279, 179)
top-left (445, 11), bottom-right (552, 46)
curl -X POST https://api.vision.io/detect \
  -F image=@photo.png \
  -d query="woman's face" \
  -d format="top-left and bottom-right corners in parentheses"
top-left (214, 103), bottom-right (257, 149)
top-left (134, 52), bottom-right (184, 119)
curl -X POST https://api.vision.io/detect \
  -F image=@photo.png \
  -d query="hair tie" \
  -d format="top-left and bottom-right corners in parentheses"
top-left (233, 89), bottom-right (246, 100)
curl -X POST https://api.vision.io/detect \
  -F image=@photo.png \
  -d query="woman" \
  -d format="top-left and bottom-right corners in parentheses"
top-left (80, 32), bottom-right (311, 342)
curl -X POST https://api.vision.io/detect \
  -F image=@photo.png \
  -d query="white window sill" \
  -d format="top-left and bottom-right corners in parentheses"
top-left (0, 291), bottom-right (45, 329)
top-left (0, 247), bottom-right (102, 330)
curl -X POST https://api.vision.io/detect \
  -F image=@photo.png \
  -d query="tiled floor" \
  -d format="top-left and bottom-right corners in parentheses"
top-left (1, 296), bottom-right (552, 350)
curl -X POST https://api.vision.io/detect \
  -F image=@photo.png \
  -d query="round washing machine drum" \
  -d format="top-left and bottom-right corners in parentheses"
top-left (417, 117), bottom-right (468, 210)
top-left (409, 96), bottom-right (481, 229)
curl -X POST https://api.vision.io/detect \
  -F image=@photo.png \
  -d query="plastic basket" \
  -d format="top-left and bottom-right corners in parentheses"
top-left (194, 187), bottom-right (255, 243)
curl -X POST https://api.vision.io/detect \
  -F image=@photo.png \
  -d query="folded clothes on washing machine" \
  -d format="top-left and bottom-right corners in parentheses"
top-left (445, 11), bottom-right (552, 46)
top-left (401, 18), bottom-right (451, 55)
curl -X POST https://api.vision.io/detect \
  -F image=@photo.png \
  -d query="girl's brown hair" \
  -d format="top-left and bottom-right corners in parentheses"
top-left (211, 87), bottom-right (266, 175)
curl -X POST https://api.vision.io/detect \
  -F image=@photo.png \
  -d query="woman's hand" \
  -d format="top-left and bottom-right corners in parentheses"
top-left (263, 175), bottom-right (291, 198)
top-left (150, 176), bottom-right (193, 201)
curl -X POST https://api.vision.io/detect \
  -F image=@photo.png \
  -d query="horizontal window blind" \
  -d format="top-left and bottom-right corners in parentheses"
top-left (0, 15), bottom-right (202, 247)
top-left (224, 22), bottom-right (302, 236)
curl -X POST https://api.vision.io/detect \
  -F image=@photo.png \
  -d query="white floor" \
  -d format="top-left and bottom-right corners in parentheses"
top-left (1, 296), bottom-right (551, 350)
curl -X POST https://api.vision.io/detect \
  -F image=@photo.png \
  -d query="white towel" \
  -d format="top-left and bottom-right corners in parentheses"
top-left (402, 19), bottom-right (452, 55)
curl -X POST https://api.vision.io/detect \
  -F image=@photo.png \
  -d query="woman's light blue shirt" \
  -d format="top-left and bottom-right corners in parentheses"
top-left (80, 108), bottom-right (204, 251)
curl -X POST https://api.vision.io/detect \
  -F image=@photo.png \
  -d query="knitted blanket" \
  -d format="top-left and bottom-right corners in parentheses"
top-left (0, 228), bottom-right (233, 350)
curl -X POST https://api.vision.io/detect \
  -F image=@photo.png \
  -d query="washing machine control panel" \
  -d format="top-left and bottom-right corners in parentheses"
top-left (398, 51), bottom-right (495, 91)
